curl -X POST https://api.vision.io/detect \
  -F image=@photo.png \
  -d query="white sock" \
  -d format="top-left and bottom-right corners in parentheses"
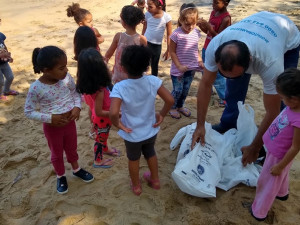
top-left (57, 174), bottom-right (65, 178)
top-left (73, 167), bottom-right (81, 173)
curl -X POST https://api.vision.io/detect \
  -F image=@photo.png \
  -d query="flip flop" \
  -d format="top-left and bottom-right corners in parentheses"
top-left (93, 159), bottom-right (113, 168)
top-left (130, 180), bottom-right (142, 196)
top-left (143, 171), bottom-right (160, 190)
top-left (169, 110), bottom-right (181, 119)
top-left (177, 107), bottom-right (191, 117)
top-left (104, 147), bottom-right (120, 157)
top-left (4, 90), bottom-right (19, 96)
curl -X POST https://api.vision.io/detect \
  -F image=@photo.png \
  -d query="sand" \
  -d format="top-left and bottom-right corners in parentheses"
top-left (0, 0), bottom-right (300, 224)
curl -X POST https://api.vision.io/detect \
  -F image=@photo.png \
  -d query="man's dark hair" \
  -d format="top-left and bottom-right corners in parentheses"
top-left (215, 40), bottom-right (250, 71)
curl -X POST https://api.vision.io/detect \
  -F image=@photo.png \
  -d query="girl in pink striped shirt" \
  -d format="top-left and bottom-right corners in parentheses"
top-left (169, 3), bottom-right (203, 119)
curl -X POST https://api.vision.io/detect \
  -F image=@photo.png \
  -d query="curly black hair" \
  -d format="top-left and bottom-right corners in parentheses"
top-left (76, 48), bottom-right (111, 94)
top-left (32, 46), bottom-right (66, 74)
top-left (121, 45), bottom-right (152, 77)
top-left (73, 26), bottom-right (98, 61)
top-left (120, 5), bottom-right (145, 28)
top-left (276, 68), bottom-right (300, 98)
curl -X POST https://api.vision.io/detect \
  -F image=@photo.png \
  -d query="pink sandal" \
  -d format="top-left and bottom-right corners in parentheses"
top-left (130, 180), bottom-right (142, 196)
top-left (143, 171), bottom-right (160, 190)
top-left (4, 90), bottom-right (19, 96)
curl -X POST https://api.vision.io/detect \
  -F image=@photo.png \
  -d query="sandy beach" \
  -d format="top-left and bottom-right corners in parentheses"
top-left (0, 0), bottom-right (300, 224)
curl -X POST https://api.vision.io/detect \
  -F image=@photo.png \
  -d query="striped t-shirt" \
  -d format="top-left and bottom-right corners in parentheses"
top-left (170, 27), bottom-right (202, 76)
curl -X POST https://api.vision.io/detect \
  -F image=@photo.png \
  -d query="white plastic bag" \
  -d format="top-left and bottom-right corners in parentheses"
top-left (172, 142), bottom-right (220, 197)
top-left (234, 101), bottom-right (258, 157)
top-left (170, 102), bottom-right (261, 196)
top-left (171, 124), bottom-right (223, 198)
top-left (217, 156), bottom-right (261, 191)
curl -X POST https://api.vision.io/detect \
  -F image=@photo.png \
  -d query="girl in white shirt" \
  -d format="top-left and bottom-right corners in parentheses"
top-left (142, 0), bottom-right (172, 76)
top-left (25, 46), bottom-right (94, 194)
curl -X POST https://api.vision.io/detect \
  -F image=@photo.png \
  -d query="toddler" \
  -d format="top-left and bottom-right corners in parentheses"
top-left (169, 3), bottom-right (203, 119)
top-left (0, 31), bottom-right (18, 101)
top-left (142, 0), bottom-right (172, 76)
top-left (251, 68), bottom-right (300, 221)
top-left (105, 5), bottom-right (146, 83)
top-left (67, 3), bottom-right (104, 50)
top-left (110, 45), bottom-right (174, 195)
top-left (24, 46), bottom-right (94, 194)
top-left (198, 0), bottom-right (231, 107)
top-left (76, 48), bottom-right (119, 168)
top-left (131, 0), bottom-right (148, 12)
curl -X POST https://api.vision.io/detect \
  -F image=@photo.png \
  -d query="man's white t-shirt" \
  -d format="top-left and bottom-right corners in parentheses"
top-left (110, 75), bottom-right (162, 142)
top-left (205, 11), bottom-right (300, 94)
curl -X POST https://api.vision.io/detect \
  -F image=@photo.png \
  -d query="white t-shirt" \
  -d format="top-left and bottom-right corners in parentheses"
top-left (110, 75), bottom-right (162, 142)
top-left (205, 11), bottom-right (300, 94)
top-left (144, 11), bottom-right (172, 45)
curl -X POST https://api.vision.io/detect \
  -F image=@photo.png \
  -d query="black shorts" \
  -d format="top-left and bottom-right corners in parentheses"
top-left (124, 135), bottom-right (157, 161)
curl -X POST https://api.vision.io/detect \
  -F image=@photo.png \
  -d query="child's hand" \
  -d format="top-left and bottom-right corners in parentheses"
top-left (198, 60), bottom-right (204, 68)
top-left (178, 65), bottom-right (188, 73)
top-left (119, 121), bottom-right (132, 133)
top-left (68, 107), bottom-right (81, 121)
top-left (197, 18), bottom-right (208, 30)
top-left (270, 164), bottom-right (283, 176)
top-left (153, 112), bottom-right (164, 128)
top-left (162, 50), bottom-right (170, 61)
top-left (51, 114), bottom-right (69, 126)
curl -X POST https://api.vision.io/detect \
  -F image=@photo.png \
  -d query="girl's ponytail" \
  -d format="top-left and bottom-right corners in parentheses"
top-left (32, 48), bottom-right (41, 74)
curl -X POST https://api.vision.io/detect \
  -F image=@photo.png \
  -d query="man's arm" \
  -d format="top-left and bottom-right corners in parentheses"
top-left (192, 67), bottom-right (217, 148)
top-left (241, 93), bottom-right (281, 166)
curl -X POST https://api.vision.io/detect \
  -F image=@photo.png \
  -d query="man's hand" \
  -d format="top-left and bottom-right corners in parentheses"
top-left (192, 125), bottom-right (206, 149)
top-left (241, 145), bottom-right (260, 166)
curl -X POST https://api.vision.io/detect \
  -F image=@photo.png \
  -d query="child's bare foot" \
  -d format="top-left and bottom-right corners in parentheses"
top-left (93, 158), bottom-right (113, 168)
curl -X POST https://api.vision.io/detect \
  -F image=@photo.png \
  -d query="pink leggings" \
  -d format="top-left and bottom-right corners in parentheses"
top-left (43, 120), bottom-right (79, 176)
top-left (252, 152), bottom-right (293, 219)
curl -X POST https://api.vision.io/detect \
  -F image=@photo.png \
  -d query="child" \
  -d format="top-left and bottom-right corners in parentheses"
top-left (168, 3), bottom-right (203, 119)
top-left (24, 46), bottom-right (94, 194)
top-left (73, 25), bottom-right (105, 139)
top-left (131, 0), bottom-right (148, 12)
top-left (109, 45), bottom-right (174, 195)
top-left (0, 31), bottom-right (18, 101)
top-left (251, 68), bottom-right (300, 221)
top-left (76, 48), bottom-right (118, 168)
top-left (67, 3), bottom-right (104, 49)
top-left (142, 0), bottom-right (172, 76)
top-left (105, 5), bottom-right (147, 83)
top-left (73, 26), bottom-right (98, 61)
top-left (198, 0), bottom-right (231, 107)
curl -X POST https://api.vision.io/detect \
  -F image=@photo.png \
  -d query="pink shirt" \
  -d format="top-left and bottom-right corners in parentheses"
top-left (170, 27), bottom-right (202, 76)
top-left (24, 73), bottom-right (81, 123)
top-left (263, 106), bottom-right (300, 159)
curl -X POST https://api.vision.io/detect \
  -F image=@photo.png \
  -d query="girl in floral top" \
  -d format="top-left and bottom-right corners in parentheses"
top-left (24, 46), bottom-right (94, 194)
